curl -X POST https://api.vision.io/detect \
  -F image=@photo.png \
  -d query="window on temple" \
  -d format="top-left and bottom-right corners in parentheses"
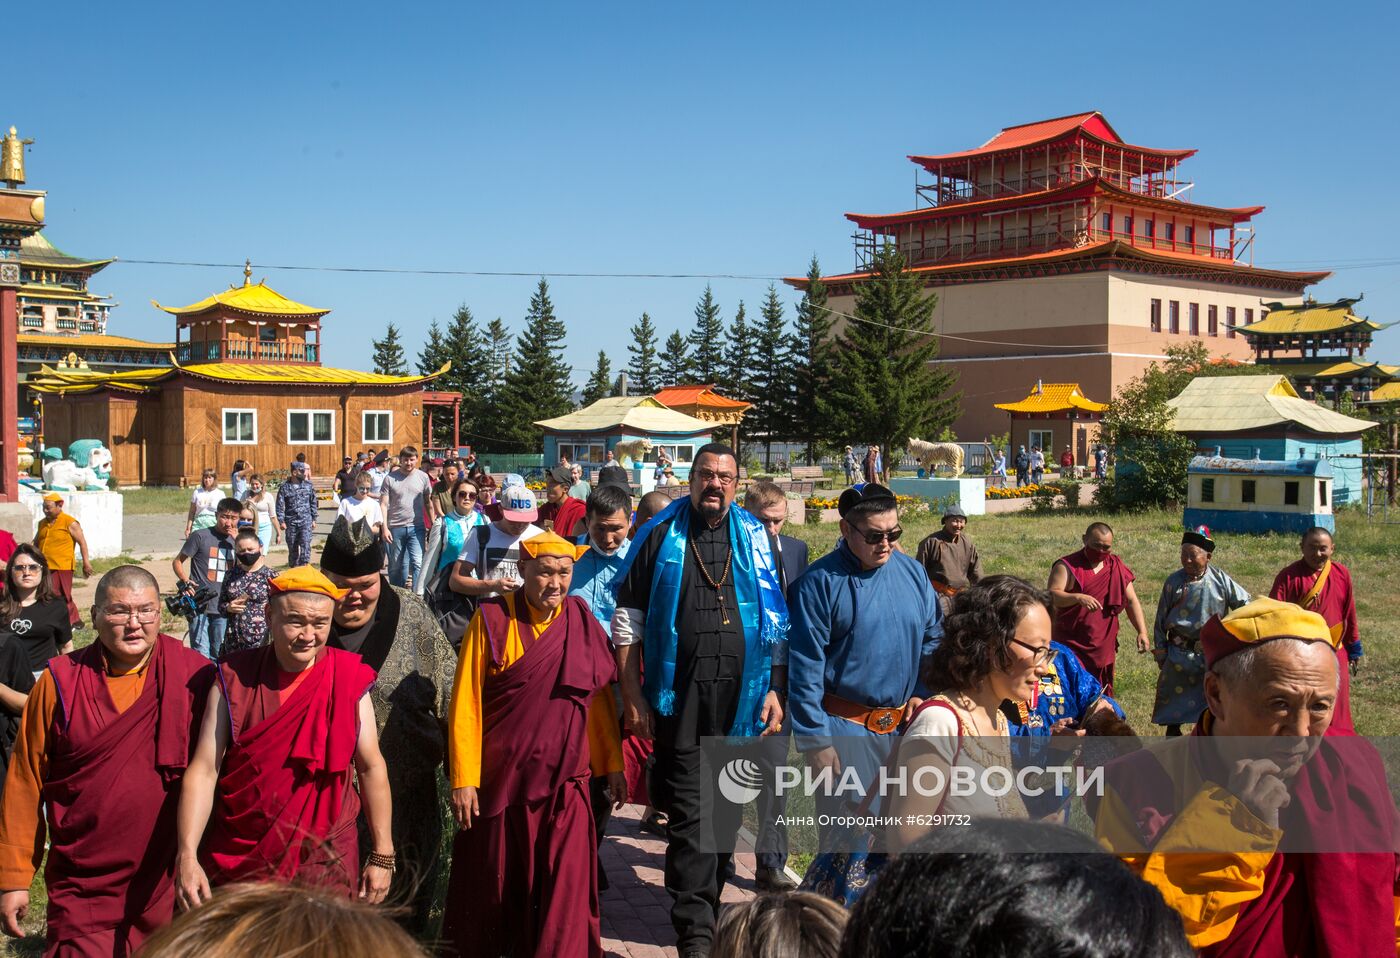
top-left (1208, 305), bottom-right (1218, 337)
top-left (559, 442), bottom-right (606, 464)
top-left (1142, 219), bottom-right (1154, 238)
top-left (1100, 212), bottom-right (1111, 233)
top-left (1169, 301), bottom-right (1180, 334)
top-left (223, 409), bottom-right (256, 445)
top-left (1028, 430), bottom-right (1053, 455)
top-left (1226, 306), bottom-right (1237, 339)
top-left (1123, 215), bottom-right (1133, 234)
top-left (1284, 481), bottom-right (1299, 506)
top-left (1150, 299), bottom-right (1162, 333)
top-left (259, 325), bottom-right (277, 342)
top-left (1244, 308), bottom-right (1254, 329)
top-left (1184, 225), bottom-right (1195, 246)
top-left (1189, 303), bottom-right (1200, 336)
top-left (1200, 478), bottom-right (1215, 503)
top-left (288, 410), bottom-right (335, 445)
top-left (651, 444), bottom-right (697, 465)
top-left (1242, 479), bottom-right (1256, 504)
top-left (1318, 481), bottom-right (1329, 507)
top-left (1164, 222), bottom-right (1176, 242)
top-left (363, 411), bottom-right (392, 444)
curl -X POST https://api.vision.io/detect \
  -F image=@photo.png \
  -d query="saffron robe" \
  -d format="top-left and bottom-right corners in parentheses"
top-left (1269, 559), bottom-right (1358, 735)
top-left (0, 635), bottom-right (211, 958)
top-left (1093, 714), bottom-right (1399, 956)
top-left (201, 645), bottom-right (376, 894)
top-left (443, 593), bottom-right (617, 958)
top-left (1052, 549), bottom-right (1135, 690)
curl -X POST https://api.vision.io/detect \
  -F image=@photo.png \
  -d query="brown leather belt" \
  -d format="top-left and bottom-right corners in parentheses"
top-left (930, 580), bottom-right (960, 597)
top-left (823, 693), bottom-right (907, 734)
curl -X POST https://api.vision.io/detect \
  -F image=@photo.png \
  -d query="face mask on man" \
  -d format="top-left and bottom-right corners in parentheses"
top-left (1084, 545), bottom-right (1111, 563)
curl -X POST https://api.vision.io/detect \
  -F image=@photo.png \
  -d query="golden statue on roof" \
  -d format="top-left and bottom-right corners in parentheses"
top-left (2, 126), bottom-right (34, 188)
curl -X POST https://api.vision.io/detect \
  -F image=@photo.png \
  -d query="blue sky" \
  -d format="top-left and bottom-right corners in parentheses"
top-left (13, 0), bottom-right (1400, 379)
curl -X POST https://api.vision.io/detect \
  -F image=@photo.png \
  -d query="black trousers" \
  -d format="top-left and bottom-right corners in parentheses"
top-left (753, 728), bottom-right (790, 872)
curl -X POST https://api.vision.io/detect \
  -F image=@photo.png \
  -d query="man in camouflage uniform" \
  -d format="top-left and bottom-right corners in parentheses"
top-left (276, 461), bottom-right (320, 566)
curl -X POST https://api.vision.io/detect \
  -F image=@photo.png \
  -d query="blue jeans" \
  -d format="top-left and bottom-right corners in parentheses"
top-left (388, 525), bottom-right (425, 588)
top-left (188, 613), bottom-right (227, 660)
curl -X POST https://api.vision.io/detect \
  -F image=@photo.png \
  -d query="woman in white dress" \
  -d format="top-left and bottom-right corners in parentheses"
top-left (887, 575), bottom-right (1054, 848)
top-left (244, 474), bottom-right (280, 551)
top-left (185, 469), bottom-right (225, 536)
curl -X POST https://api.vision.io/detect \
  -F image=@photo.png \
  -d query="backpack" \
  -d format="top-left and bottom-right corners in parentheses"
top-left (426, 528), bottom-right (491, 649)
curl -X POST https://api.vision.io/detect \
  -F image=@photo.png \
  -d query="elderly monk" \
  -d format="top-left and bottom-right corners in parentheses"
top-left (175, 566), bottom-right (395, 906)
top-left (1269, 526), bottom-right (1361, 735)
top-left (0, 565), bottom-right (212, 956)
top-left (1047, 521), bottom-right (1148, 694)
top-left (320, 516), bottom-right (456, 934)
top-left (443, 531), bottom-right (623, 958)
top-left (1094, 599), bottom-right (1399, 956)
top-left (1151, 526), bottom-right (1250, 737)
top-left (913, 503), bottom-right (983, 615)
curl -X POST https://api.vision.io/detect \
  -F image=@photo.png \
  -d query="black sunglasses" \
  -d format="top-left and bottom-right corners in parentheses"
top-left (852, 525), bottom-right (902, 545)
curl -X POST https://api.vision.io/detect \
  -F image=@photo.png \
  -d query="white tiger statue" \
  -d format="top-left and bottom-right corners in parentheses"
top-left (612, 438), bottom-right (654, 468)
top-left (907, 438), bottom-right (964, 476)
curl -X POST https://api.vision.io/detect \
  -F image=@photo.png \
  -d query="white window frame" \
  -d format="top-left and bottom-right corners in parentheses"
top-left (222, 408), bottom-right (258, 445)
top-left (287, 408), bottom-right (336, 445)
top-left (362, 409), bottom-right (393, 444)
top-left (1028, 430), bottom-right (1053, 455)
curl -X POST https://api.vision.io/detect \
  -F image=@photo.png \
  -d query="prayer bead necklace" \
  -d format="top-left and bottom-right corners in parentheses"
top-left (690, 538), bottom-right (734, 626)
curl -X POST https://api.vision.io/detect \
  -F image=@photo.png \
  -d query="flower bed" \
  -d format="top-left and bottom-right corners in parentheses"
top-left (803, 494), bottom-right (930, 522)
top-left (986, 483), bottom-right (1062, 500)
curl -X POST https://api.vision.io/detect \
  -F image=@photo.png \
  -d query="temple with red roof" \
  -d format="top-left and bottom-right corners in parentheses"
top-left (787, 112), bottom-right (1329, 439)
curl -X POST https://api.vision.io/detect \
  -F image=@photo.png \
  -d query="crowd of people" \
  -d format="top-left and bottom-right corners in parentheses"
top-left (0, 442), bottom-right (1387, 957)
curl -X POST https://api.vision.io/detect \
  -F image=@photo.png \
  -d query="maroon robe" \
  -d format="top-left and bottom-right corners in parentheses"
top-left (443, 594), bottom-right (617, 958)
top-left (1270, 559), bottom-right (1358, 735)
top-left (1052, 549), bottom-right (1134, 691)
top-left (201, 645), bottom-right (376, 894)
top-left (42, 635), bottom-right (211, 956)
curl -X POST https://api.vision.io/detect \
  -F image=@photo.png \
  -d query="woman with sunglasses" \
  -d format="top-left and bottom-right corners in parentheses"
top-left (885, 576), bottom-right (1053, 849)
top-left (419, 476), bottom-right (487, 598)
top-left (0, 548), bottom-right (52, 797)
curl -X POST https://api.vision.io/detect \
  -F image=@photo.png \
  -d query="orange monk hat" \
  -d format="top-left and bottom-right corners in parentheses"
top-left (519, 531), bottom-right (588, 562)
top-left (42, 492), bottom-right (63, 503)
top-left (269, 565), bottom-right (349, 601)
top-left (1200, 597), bottom-right (1337, 667)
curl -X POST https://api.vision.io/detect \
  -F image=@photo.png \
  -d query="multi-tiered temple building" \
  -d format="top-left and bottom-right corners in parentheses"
top-left (789, 112), bottom-right (1331, 439)
top-left (1237, 296), bottom-right (1397, 404)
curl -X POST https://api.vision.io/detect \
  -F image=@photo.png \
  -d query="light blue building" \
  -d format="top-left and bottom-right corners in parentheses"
top-left (534, 396), bottom-right (714, 490)
top-left (1167, 375), bottom-right (1376, 504)
top-left (1184, 453), bottom-right (1335, 535)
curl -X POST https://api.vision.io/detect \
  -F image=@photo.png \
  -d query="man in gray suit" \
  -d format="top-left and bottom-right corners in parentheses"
top-left (742, 481), bottom-right (809, 891)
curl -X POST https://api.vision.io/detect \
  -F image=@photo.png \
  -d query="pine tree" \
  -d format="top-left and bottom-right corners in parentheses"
top-left (749, 285), bottom-right (793, 463)
top-left (475, 318), bottom-right (513, 452)
top-left (580, 351), bottom-right (614, 406)
top-left (720, 301), bottom-right (753, 401)
top-left (661, 330), bottom-right (691, 386)
top-left (626, 313), bottom-right (661, 393)
top-left (498, 279), bottom-right (575, 449)
top-left (416, 318), bottom-right (450, 376)
top-left (371, 323), bottom-right (409, 376)
top-left (436, 304), bottom-right (490, 448)
top-left (687, 285), bottom-right (726, 384)
top-left (824, 248), bottom-right (960, 481)
top-left (790, 256), bottom-right (835, 464)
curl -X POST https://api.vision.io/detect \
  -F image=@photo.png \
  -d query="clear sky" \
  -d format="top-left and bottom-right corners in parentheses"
top-left (12, 0), bottom-right (1400, 378)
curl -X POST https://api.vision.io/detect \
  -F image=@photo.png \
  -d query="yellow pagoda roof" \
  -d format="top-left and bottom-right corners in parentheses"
top-left (28, 365), bottom-right (173, 395)
top-left (153, 280), bottom-right (329, 319)
top-left (1369, 382), bottom-right (1400, 403)
top-left (28, 360), bottom-right (448, 394)
top-left (1272, 359), bottom-right (1400, 379)
top-left (19, 332), bottom-right (174, 350)
top-left (994, 382), bottom-right (1108, 414)
top-left (1239, 298), bottom-right (1385, 337)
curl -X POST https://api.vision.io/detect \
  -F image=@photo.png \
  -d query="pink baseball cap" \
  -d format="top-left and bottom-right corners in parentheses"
top-left (501, 486), bottom-right (538, 522)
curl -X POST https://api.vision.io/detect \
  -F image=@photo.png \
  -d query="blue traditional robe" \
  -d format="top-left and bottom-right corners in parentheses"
top-left (787, 542), bottom-right (941, 822)
top-left (1005, 641), bottom-right (1123, 737)
top-left (1151, 565), bottom-right (1250, 726)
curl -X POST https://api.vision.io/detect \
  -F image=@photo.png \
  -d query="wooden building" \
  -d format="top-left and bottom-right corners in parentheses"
top-left (652, 384), bottom-right (750, 449)
top-left (993, 381), bottom-right (1107, 467)
top-left (29, 269), bottom-right (445, 486)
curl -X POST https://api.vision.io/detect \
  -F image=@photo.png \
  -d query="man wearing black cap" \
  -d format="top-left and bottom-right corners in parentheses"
top-left (1150, 526), bottom-right (1250, 737)
top-left (539, 464), bottom-right (587, 538)
top-left (787, 483), bottom-right (943, 851)
top-left (319, 516), bottom-right (457, 934)
top-left (611, 442), bottom-right (787, 958)
top-left (914, 504), bottom-right (984, 616)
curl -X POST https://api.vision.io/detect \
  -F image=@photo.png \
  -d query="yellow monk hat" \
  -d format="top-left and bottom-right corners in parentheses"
top-left (269, 565), bottom-right (349, 601)
top-left (42, 492), bottom-right (63, 503)
top-left (1200, 597), bottom-right (1337, 667)
top-left (519, 531), bottom-right (588, 562)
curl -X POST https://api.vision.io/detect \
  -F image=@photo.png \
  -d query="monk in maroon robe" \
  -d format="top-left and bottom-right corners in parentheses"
top-left (0, 565), bottom-right (212, 957)
top-left (1047, 521), bottom-right (1149, 693)
top-left (444, 531), bottom-right (621, 958)
top-left (175, 566), bottom-right (396, 908)
top-left (1269, 526), bottom-right (1361, 735)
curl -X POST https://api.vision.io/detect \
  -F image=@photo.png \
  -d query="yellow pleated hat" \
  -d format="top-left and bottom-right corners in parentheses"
top-left (520, 531), bottom-right (589, 562)
top-left (269, 565), bottom-right (349, 601)
top-left (1201, 597), bottom-right (1336, 666)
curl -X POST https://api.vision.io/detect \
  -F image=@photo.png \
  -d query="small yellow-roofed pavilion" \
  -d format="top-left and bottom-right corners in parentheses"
top-left (994, 381), bottom-right (1108, 468)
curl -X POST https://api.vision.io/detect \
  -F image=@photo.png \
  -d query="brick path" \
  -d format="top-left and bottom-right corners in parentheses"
top-left (600, 805), bottom-right (765, 958)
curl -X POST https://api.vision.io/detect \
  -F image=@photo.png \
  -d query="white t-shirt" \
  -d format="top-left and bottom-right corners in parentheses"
top-left (902, 699), bottom-right (1029, 820)
top-left (338, 495), bottom-right (386, 530)
top-left (191, 486), bottom-right (224, 519)
top-left (458, 523), bottom-right (543, 594)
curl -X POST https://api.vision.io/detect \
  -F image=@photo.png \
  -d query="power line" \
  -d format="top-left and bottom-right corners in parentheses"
top-left (115, 259), bottom-right (782, 282)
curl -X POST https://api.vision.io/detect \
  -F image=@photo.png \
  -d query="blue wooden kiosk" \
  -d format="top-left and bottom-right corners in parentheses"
top-left (1184, 452), bottom-right (1335, 534)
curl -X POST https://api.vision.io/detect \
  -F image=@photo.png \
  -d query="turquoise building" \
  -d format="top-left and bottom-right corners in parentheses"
top-left (1167, 375), bottom-right (1375, 504)
top-left (534, 396), bottom-right (714, 488)
top-left (1184, 454), bottom-right (1335, 535)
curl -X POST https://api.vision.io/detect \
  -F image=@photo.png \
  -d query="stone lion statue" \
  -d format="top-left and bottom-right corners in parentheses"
top-left (907, 438), bottom-right (964, 476)
top-left (612, 438), bottom-right (654, 468)
top-left (42, 439), bottom-right (114, 492)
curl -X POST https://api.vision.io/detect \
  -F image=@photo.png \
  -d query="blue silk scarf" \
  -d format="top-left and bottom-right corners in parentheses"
top-left (615, 497), bottom-right (789, 737)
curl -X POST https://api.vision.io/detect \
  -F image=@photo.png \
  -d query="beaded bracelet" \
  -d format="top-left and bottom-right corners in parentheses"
top-left (365, 851), bottom-right (398, 872)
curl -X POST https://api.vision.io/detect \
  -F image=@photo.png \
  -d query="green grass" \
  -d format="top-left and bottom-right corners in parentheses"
top-left (114, 487), bottom-right (194, 515)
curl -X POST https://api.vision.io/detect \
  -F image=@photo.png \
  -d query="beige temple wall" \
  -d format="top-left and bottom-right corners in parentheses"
top-left (824, 270), bottom-right (1308, 441)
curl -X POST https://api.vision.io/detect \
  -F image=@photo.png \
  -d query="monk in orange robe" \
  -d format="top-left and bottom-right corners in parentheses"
top-left (0, 566), bottom-right (212, 957)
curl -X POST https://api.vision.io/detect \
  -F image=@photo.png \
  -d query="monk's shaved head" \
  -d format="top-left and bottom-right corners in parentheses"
top-left (94, 565), bottom-right (159, 610)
